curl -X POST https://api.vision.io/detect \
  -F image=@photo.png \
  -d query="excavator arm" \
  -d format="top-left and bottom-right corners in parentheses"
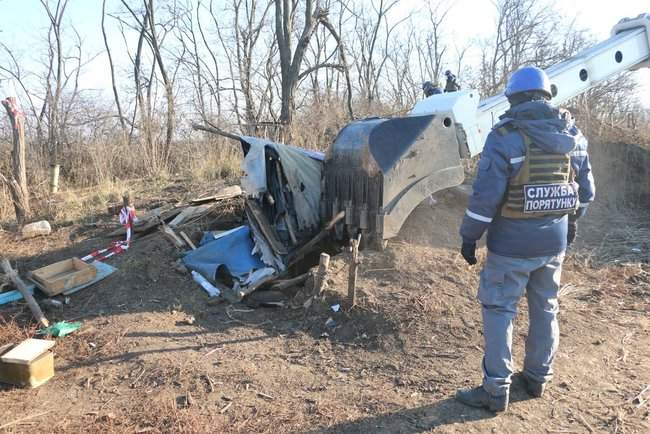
top-left (322, 13), bottom-right (650, 248)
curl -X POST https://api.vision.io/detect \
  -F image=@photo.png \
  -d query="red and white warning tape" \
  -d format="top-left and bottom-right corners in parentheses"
top-left (82, 206), bottom-right (138, 262)
top-left (81, 240), bottom-right (129, 262)
top-left (119, 205), bottom-right (137, 244)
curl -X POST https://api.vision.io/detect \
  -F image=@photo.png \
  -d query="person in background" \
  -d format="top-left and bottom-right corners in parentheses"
top-left (444, 70), bottom-right (461, 92)
top-left (455, 65), bottom-right (595, 412)
top-left (422, 81), bottom-right (443, 97)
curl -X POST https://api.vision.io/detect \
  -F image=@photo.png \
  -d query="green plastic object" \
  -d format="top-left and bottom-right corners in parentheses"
top-left (38, 321), bottom-right (82, 337)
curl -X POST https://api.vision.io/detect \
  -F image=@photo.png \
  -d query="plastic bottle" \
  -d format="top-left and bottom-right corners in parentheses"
top-left (191, 271), bottom-right (221, 297)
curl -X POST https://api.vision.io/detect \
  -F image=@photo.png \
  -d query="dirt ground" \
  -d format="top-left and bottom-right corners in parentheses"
top-left (0, 186), bottom-right (648, 433)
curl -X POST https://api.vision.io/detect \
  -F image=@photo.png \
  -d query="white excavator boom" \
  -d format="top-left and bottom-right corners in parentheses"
top-left (411, 13), bottom-right (650, 157)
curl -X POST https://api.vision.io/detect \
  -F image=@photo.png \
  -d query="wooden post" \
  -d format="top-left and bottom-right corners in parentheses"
top-left (0, 259), bottom-right (49, 328)
top-left (314, 253), bottom-right (330, 296)
top-left (347, 234), bottom-right (361, 308)
top-left (179, 231), bottom-right (197, 250)
top-left (1, 97), bottom-right (30, 225)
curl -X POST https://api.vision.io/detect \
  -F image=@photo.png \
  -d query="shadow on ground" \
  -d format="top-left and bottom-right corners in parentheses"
top-left (300, 397), bottom-right (495, 433)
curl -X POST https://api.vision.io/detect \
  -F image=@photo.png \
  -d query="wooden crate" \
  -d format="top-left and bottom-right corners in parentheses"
top-left (29, 258), bottom-right (97, 296)
top-left (0, 339), bottom-right (55, 388)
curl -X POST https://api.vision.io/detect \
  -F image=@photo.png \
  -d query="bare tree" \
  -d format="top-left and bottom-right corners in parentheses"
top-left (478, 0), bottom-right (559, 97)
top-left (351, 0), bottom-right (408, 107)
top-left (119, 0), bottom-right (177, 173)
top-left (145, 0), bottom-right (175, 159)
top-left (102, 0), bottom-right (128, 139)
top-left (386, 27), bottom-right (418, 110)
top-left (40, 0), bottom-right (69, 193)
top-left (274, 1), bottom-right (352, 135)
top-left (416, 1), bottom-right (450, 88)
top-left (1, 97), bottom-right (30, 224)
top-left (0, 45), bottom-right (44, 142)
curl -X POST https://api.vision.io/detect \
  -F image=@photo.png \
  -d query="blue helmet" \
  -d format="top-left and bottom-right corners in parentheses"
top-left (505, 66), bottom-right (552, 99)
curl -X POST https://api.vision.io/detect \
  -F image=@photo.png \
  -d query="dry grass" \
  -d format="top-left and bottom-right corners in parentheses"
top-left (0, 314), bottom-right (38, 347)
top-left (576, 208), bottom-right (650, 266)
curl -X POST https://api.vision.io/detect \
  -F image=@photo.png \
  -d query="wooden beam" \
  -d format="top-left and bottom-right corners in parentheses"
top-left (1, 259), bottom-right (49, 327)
top-left (289, 211), bottom-right (344, 266)
top-left (179, 231), bottom-right (197, 250)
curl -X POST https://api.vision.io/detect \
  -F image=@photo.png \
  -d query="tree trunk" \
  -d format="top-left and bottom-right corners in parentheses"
top-left (147, 0), bottom-right (175, 168)
top-left (102, 0), bottom-right (127, 140)
top-left (1, 97), bottom-right (30, 225)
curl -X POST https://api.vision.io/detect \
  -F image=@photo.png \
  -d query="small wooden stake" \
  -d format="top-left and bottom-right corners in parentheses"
top-left (314, 253), bottom-right (330, 296)
top-left (347, 234), bottom-right (361, 308)
top-left (1, 259), bottom-right (49, 327)
top-left (179, 231), bottom-right (197, 250)
top-left (158, 218), bottom-right (185, 249)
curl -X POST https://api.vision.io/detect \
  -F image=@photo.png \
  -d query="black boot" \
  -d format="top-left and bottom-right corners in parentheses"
top-left (522, 375), bottom-right (546, 398)
top-left (455, 386), bottom-right (509, 412)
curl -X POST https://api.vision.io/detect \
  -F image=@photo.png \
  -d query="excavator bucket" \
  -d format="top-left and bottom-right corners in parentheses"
top-left (322, 111), bottom-right (466, 248)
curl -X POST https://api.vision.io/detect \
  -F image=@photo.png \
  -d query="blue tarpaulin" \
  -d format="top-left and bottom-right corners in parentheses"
top-left (183, 225), bottom-right (264, 282)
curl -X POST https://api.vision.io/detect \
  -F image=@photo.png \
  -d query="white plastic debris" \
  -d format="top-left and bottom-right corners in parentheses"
top-left (191, 271), bottom-right (221, 297)
top-left (243, 267), bottom-right (276, 286)
top-left (331, 304), bottom-right (340, 312)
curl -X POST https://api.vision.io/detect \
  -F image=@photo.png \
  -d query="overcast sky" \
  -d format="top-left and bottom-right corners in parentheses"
top-left (0, 0), bottom-right (648, 106)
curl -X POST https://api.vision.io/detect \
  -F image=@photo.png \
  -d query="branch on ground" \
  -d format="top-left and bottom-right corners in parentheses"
top-left (191, 122), bottom-right (241, 142)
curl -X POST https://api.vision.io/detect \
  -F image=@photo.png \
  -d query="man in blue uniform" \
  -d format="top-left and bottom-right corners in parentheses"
top-left (455, 66), bottom-right (595, 412)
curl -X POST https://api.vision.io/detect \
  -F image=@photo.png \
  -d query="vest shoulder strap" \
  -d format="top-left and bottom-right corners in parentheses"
top-left (496, 124), bottom-right (533, 147)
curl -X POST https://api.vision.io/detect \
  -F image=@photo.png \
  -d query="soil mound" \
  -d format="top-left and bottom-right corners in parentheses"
top-left (397, 188), bottom-right (468, 249)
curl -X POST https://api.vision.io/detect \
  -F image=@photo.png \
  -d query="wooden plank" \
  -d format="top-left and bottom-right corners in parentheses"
top-left (270, 272), bottom-right (310, 291)
top-left (159, 221), bottom-right (186, 249)
top-left (288, 211), bottom-right (345, 266)
top-left (0, 339), bottom-right (54, 365)
top-left (168, 204), bottom-right (213, 228)
top-left (191, 185), bottom-right (242, 205)
top-left (107, 207), bottom-right (182, 237)
top-left (179, 231), bottom-right (197, 250)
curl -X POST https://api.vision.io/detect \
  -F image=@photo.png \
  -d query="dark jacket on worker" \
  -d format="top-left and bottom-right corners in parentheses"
top-left (460, 100), bottom-right (596, 258)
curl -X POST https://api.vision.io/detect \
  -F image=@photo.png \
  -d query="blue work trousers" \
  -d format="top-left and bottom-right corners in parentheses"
top-left (478, 251), bottom-right (565, 397)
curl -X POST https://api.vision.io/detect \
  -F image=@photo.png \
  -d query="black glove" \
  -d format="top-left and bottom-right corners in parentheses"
top-left (567, 220), bottom-right (578, 246)
top-left (461, 242), bottom-right (478, 265)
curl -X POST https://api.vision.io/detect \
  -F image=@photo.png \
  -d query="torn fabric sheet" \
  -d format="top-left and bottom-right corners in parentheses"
top-left (239, 136), bottom-right (324, 232)
top-left (182, 225), bottom-right (264, 282)
top-left (250, 223), bottom-right (286, 272)
top-left (273, 143), bottom-right (322, 231)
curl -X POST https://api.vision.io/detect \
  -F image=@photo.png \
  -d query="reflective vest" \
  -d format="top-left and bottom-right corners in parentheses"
top-left (499, 127), bottom-right (578, 219)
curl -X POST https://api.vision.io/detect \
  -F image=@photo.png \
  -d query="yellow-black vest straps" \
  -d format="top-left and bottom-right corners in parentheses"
top-left (500, 127), bottom-right (578, 219)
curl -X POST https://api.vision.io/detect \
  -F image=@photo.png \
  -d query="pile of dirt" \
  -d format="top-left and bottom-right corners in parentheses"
top-left (397, 188), bottom-right (468, 249)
